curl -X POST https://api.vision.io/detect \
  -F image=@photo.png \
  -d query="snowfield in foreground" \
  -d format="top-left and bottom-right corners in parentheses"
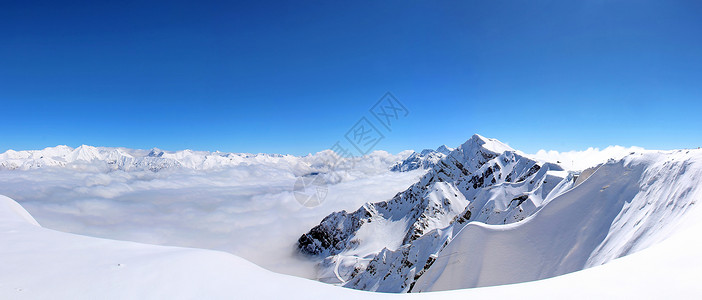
top-left (1, 189), bottom-right (702, 299)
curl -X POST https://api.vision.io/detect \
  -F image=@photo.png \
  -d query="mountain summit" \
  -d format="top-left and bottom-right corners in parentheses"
top-left (298, 134), bottom-right (568, 292)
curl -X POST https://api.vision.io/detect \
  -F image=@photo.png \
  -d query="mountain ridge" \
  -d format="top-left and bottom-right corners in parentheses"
top-left (414, 148), bottom-right (702, 291)
top-left (298, 134), bottom-right (572, 292)
top-left (0, 145), bottom-right (412, 173)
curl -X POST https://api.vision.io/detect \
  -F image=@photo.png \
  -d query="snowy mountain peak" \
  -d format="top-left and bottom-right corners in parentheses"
top-left (461, 134), bottom-right (514, 154)
top-left (419, 148), bottom-right (435, 156)
top-left (435, 145), bottom-right (452, 155)
top-left (69, 145), bottom-right (101, 162)
top-left (148, 148), bottom-right (165, 157)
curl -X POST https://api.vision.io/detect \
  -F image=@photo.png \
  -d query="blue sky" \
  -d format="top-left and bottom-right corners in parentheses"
top-left (1, 1), bottom-right (701, 155)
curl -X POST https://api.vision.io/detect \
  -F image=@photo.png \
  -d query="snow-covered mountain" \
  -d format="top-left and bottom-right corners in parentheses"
top-left (297, 135), bottom-right (573, 292)
top-left (0, 145), bottom-right (280, 171)
top-left (298, 134), bottom-right (702, 293)
top-left (390, 145), bottom-right (453, 172)
top-left (0, 145), bottom-right (410, 175)
top-left (414, 148), bottom-right (702, 291)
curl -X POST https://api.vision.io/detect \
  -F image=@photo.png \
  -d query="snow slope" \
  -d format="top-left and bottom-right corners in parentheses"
top-left (298, 135), bottom-right (575, 292)
top-left (0, 195), bottom-right (359, 299)
top-left (298, 135), bottom-right (702, 293)
top-left (2, 189), bottom-right (702, 299)
top-left (414, 149), bottom-right (702, 291)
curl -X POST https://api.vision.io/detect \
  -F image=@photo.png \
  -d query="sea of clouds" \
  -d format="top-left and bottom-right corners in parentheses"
top-left (0, 151), bottom-right (423, 279)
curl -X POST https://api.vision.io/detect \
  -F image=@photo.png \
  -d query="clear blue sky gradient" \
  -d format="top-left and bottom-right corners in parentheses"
top-left (1, 1), bottom-right (701, 155)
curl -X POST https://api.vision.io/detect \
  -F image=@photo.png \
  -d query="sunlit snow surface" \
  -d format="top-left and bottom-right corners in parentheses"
top-left (415, 149), bottom-right (702, 291)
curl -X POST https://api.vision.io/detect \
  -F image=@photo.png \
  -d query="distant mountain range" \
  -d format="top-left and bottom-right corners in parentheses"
top-left (0, 145), bottom-right (410, 175)
top-left (390, 145), bottom-right (453, 172)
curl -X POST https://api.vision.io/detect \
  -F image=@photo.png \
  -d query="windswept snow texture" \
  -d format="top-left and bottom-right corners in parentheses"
top-left (0, 145), bottom-right (422, 278)
top-left (414, 149), bottom-right (702, 291)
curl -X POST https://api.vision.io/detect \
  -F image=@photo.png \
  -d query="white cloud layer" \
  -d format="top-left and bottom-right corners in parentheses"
top-left (0, 147), bottom-right (422, 278)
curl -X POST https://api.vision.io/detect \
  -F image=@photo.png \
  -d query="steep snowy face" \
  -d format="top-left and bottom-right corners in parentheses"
top-left (435, 145), bottom-right (452, 155)
top-left (297, 134), bottom-right (571, 292)
top-left (414, 149), bottom-right (702, 292)
top-left (391, 145), bottom-right (454, 172)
